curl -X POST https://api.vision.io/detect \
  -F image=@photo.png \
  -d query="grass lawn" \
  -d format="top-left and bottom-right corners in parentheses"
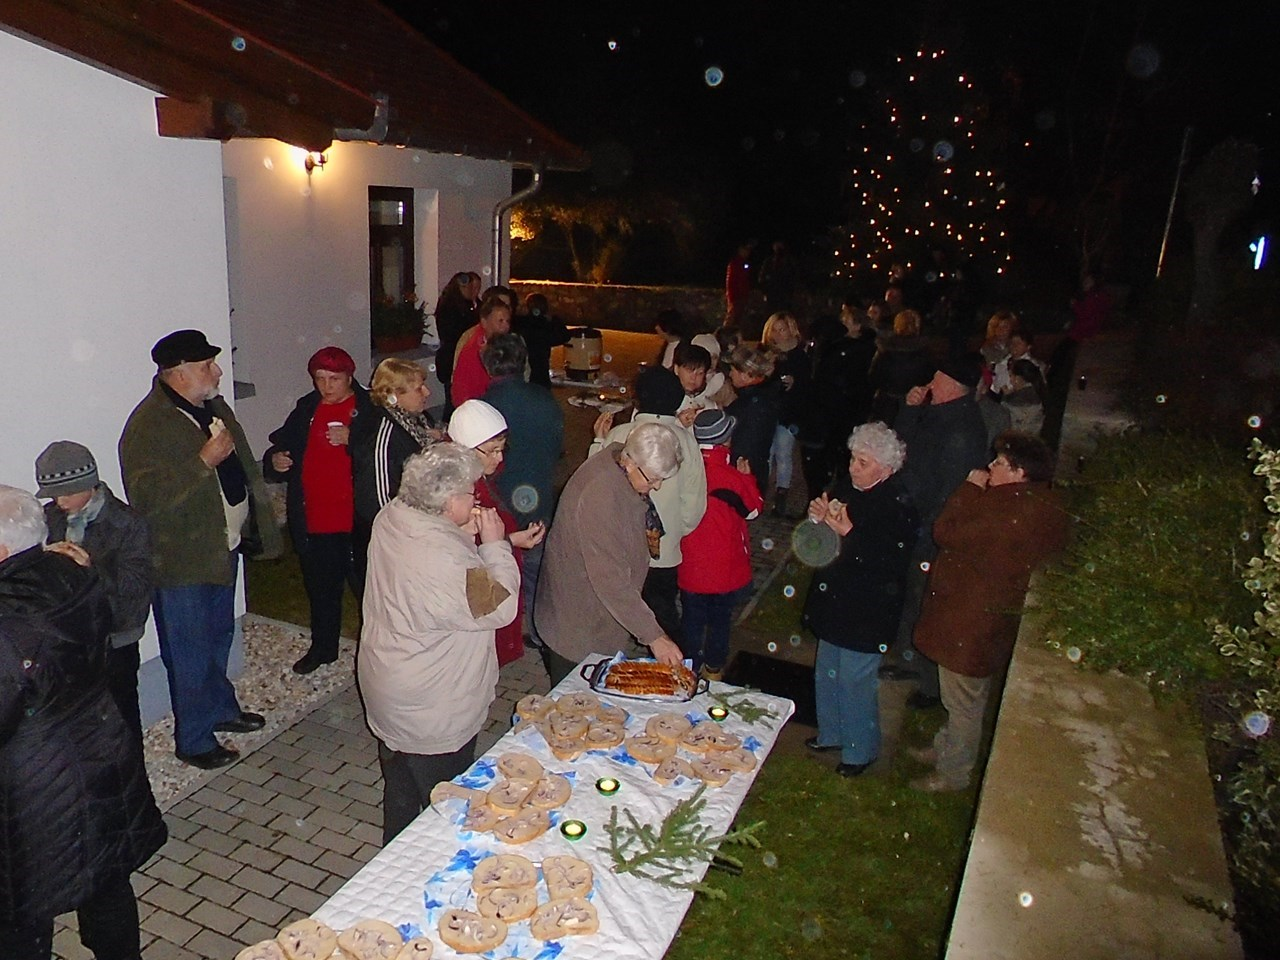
top-left (244, 536), bottom-right (362, 639)
top-left (668, 744), bottom-right (973, 960)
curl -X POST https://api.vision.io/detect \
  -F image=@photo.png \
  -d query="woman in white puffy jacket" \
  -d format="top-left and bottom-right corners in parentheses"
top-left (358, 443), bottom-right (519, 844)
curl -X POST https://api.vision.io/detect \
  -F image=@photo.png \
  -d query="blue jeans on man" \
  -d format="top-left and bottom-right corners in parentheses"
top-left (814, 639), bottom-right (881, 766)
top-left (151, 553), bottom-right (244, 756)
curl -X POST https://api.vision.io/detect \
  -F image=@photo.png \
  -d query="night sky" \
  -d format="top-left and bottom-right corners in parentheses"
top-left (391, 0), bottom-right (1276, 286)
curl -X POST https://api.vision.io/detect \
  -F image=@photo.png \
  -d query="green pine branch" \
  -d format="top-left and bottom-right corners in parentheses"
top-left (601, 786), bottom-right (765, 900)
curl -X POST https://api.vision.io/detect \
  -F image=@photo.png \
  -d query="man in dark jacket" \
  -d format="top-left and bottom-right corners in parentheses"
top-left (483, 333), bottom-right (564, 649)
top-left (0, 485), bottom-right (166, 960)
top-left (888, 352), bottom-right (991, 704)
top-left (36, 441), bottom-right (152, 746)
top-left (120, 330), bottom-right (282, 770)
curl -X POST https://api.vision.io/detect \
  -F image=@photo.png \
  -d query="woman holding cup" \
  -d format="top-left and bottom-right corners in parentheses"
top-left (264, 347), bottom-right (375, 674)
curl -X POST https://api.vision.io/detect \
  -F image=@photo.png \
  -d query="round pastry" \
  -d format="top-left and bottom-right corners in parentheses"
top-left (690, 757), bottom-right (735, 786)
top-left (438, 909), bottom-right (507, 955)
top-left (720, 747), bottom-right (757, 771)
top-left (462, 802), bottom-right (503, 833)
top-left (595, 701), bottom-right (627, 725)
top-left (393, 939), bottom-right (433, 960)
top-left (679, 722), bottom-right (723, 753)
top-left (515, 694), bottom-right (555, 722)
top-left (547, 713), bottom-right (590, 740)
top-left (707, 729), bottom-right (743, 751)
top-left (337, 919), bottom-right (404, 960)
top-left (645, 712), bottom-right (693, 742)
top-left (472, 854), bottom-right (538, 892)
top-left (492, 808), bottom-right (550, 845)
top-left (548, 735), bottom-right (585, 762)
top-left (554, 691), bottom-right (601, 717)
top-left (583, 721), bottom-right (625, 750)
top-left (476, 885), bottom-right (539, 923)
top-left (277, 919), bottom-right (338, 960)
top-left (497, 752), bottom-right (545, 783)
top-left (530, 897), bottom-right (599, 941)
top-left (541, 855), bottom-right (594, 901)
top-left (652, 756), bottom-right (695, 786)
top-left (429, 782), bottom-right (487, 807)
top-left (487, 779), bottom-right (534, 813)
top-left (525, 774), bottom-right (572, 810)
top-left (236, 942), bottom-right (287, 960)
top-left (625, 734), bottom-right (676, 764)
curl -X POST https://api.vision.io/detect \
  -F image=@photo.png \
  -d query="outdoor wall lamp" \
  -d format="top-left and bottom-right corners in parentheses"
top-left (304, 151), bottom-right (327, 174)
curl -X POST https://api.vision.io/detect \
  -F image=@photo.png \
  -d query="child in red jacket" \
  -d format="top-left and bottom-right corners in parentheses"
top-left (679, 409), bottom-right (764, 679)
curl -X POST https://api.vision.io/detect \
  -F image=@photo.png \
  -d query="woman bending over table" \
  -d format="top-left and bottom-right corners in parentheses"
top-left (358, 443), bottom-right (519, 844)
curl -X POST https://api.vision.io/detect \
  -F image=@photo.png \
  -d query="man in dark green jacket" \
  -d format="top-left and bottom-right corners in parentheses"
top-left (119, 330), bottom-right (281, 770)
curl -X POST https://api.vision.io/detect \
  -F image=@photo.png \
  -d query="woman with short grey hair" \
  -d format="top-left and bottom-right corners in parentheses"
top-left (536, 421), bottom-right (687, 685)
top-left (847, 421), bottom-right (907, 474)
top-left (397, 443), bottom-right (484, 514)
top-left (0, 484), bottom-right (46, 555)
top-left (801, 421), bottom-right (920, 778)
top-left (358, 442), bottom-right (520, 844)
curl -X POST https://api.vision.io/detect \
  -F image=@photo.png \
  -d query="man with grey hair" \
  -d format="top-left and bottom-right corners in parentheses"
top-left (120, 329), bottom-right (281, 770)
top-left (537, 422), bottom-right (686, 685)
top-left (0, 485), bottom-right (166, 959)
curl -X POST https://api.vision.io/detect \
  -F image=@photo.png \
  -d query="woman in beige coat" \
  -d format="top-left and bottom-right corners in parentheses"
top-left (358, 443), bottom-right (520, 844)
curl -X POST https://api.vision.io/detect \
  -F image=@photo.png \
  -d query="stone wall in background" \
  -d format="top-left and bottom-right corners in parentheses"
top-left (510, 279), bottom-right (726, 333)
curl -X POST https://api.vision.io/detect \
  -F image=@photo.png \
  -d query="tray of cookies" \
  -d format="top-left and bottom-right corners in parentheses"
top-left (580, 654), bottom-right (704, 702)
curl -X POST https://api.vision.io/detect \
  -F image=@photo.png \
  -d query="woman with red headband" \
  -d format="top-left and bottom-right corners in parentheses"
top-left (264, 347), bottom-right (376, 674)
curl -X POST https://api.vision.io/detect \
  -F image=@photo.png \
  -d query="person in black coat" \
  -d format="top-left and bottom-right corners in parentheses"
top-left (263, 347), bottom-right (376, 674)
top-left (807, 299), bottom-right (877, 491)
top-left (867, 309), bottom-right (934, 425)
top-left (762, 312), bottom-right (814, 516)
top-left (433, 271), bottom-right (479, 412)
top-left (725, 344), bottom-right (781, 487)
top-left (801, 424), bottom-right (918, 777)
top-left (0, 485), bottom-right (166, 960)
top-left (512, 293), bottom-right (571, 387)
top-left (36, 441), bottom-right (153, 746)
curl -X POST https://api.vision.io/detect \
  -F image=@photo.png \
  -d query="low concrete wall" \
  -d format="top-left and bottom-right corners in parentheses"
top-left (509, 279), bottom-right (726, 333)
top-left (946, 332), bottom-right (1241, 959)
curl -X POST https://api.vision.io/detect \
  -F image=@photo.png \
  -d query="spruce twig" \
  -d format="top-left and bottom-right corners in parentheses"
top-left (710, 691), bottom-right (776, 727)
top-left (601, 786), bottom-right (766, 899)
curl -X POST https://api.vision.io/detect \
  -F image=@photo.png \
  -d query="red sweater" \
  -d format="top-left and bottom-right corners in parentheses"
top-left (450, 326), bottom-right (491, 406)
top-left (678, 446), bottom-right (762, 594)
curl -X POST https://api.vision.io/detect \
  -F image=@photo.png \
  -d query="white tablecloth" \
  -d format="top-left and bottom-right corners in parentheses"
top-left (314, 660), bottom-right (795, 959)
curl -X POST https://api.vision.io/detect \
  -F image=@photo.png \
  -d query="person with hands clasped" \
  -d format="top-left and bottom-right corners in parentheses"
top-left (357, 444), bottom-right (520, 844)
top-left (447, 400), bottom-right (547, 666)
top-left (801, 422), bottom-right (919, 778)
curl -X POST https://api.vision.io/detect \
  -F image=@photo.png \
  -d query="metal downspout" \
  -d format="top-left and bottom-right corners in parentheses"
top-left (493, 162), bottom-right (544, 283)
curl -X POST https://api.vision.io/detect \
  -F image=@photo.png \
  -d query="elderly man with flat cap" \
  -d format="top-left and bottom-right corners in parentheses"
top-left (119, 329), bottom-right (281, 769)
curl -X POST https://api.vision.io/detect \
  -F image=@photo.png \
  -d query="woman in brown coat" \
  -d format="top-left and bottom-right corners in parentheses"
top-left (910, 432), bottom-right (1069, 791)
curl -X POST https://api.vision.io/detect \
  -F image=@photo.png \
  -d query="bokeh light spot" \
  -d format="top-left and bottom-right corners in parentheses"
top-left (704, 66), bottom-right (724, 87)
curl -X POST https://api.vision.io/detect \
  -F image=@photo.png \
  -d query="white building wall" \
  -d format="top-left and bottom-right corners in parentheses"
top-left (220, 140), bottom-right (514, 450)
top-left (0, 29), bottom-right (233, 724)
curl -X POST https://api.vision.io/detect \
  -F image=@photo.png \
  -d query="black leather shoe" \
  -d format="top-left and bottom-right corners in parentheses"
top-left (176, 744), bottom-right (240, 769)
top-left (214, 711), bottom-right (266, 733)
top-left (906, 691), bottom-right (942, 710)
top-left (292, 652), bottom-right (338, 675)
top-left (836, 761), bottom-right (872, 777)
top-left (804, 736), bottom-right (840, 753)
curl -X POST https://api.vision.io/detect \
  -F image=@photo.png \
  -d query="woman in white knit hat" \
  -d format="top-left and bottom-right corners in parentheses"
top-left (447, 400), bottom-right (546, 666)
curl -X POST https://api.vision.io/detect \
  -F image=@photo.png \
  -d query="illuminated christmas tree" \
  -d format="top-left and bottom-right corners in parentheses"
top-left (833, 47), bottom-right (1016, 291)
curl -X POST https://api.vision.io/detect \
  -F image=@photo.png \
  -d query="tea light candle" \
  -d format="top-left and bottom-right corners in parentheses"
top-left (559, 819), bottom-right (587, 841)
top-left (595, 777), bottom-right (620, 796)
top-left (708, 705), bottom-right (729, 722)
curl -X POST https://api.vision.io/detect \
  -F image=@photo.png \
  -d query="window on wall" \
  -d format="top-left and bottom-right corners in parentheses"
top-left (369, 187), bottom-right (415, 343)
